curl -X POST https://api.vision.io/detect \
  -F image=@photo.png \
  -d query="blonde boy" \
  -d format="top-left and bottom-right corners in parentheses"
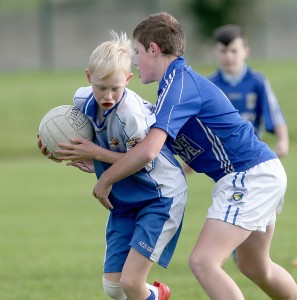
top-left (41, 31), bottom-right (188, 300)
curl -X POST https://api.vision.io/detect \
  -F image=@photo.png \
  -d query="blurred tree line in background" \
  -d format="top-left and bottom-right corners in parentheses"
top-left (0, 0), bottom-right (296, 71)
top-left (188, 0), bottom-right (257, 39)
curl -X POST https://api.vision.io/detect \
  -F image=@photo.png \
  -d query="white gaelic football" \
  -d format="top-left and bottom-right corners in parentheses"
top-left (39, 105), bottom-right (94, 158)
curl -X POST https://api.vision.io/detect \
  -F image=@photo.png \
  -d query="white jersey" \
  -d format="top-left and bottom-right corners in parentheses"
top-left (74, 86), bottom-right (187, 208)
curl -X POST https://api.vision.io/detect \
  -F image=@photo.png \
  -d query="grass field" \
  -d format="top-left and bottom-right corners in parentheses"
top-left (1, 61), bottom-right (297, 299)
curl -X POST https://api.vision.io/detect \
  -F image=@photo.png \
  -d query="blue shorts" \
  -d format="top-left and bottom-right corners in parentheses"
top-left (103, 190), bottom-right (187, 272)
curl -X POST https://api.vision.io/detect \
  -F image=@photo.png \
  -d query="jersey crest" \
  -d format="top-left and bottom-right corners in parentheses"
top-left (109, 136), bottom-right (120, 148)
top-left (246, 93), bottom-right (257, 109)
top-left (127, 137), bottom-right (142, 148)
top-left (227, 189), bottom-right (246, 205)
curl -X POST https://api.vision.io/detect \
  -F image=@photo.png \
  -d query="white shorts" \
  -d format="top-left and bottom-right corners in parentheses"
top-left (207, 159), bottom-right (287, 232)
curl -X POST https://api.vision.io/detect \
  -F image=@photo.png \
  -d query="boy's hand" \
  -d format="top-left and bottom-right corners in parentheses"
top-left (56, 138), bottom-right (98, 162)
top-left (37, 134), bottom-right (62, 163)
top-left (275, 140), bottom-right (289, 158)
top-left (67, 159), bottom-right (95, 173)
top-left (93, 177), bottom-right (113, 209)
top-left (182, 162), bottom-right (193, 174)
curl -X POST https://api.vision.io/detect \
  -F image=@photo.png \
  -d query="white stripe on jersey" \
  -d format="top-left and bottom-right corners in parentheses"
top-left (156, 69), bottom-right (185, 135)
top-left (196, 118), bottom-right (234, 175)
top-left (166, 72), bottom-right (184, 134)
top-left (82, 97), bottom-right (92, 115)
top-left (156, 69), bottom-right (177, 115)
top-left (264, 79), bottom-right (285, 126)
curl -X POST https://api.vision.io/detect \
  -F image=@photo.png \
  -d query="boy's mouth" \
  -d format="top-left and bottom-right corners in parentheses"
top-left (102, 103), bottom-right (114, 109)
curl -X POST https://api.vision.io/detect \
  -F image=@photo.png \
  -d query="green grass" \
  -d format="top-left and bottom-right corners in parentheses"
top-left (1, 61), bottom-right (297, 299)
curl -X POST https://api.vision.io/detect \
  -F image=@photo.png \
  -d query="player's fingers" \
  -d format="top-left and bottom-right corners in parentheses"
top-left (66, 159), bottom-right (82, 165)
top-left (47, 153), bottom-right (62, 163)
top-left (56, 155), bottom-right (76, 161)
top-left (40, 145), bottom-right (48, 155)
top-left (56, 149), bottom-right (86, 160)
top-left (101, 198), bottom-right (113, 209)
top-left (55, 149), bottom-right (72, 155)
top-left (92, 189), bottom-right (113, 209)
top-left (70, 137), bottom-right (85, 144)
top-left (57, 143), bottom-right (76, 150)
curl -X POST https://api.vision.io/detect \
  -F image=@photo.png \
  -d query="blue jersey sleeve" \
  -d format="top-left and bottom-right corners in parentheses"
top-left (258, 78), bottom-right (286, 133)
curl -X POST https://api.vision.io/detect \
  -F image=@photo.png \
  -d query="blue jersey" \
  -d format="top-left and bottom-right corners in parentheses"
top-left (152, 57), bottom-right (277, 182)
top-left (208, 67), bottom-right (286, 138)
top-left (73, 86), bottom-right (187, 208)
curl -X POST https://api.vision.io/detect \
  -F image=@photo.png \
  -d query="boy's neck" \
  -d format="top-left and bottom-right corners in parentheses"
top-left (157, 55), bottom-right (179, 83)
top-left (221, 64), bottom-right (247, 86)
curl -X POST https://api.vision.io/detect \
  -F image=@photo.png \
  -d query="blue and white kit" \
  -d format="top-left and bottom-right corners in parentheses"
top-left (152, 56), bottom-right (286, 231)
top-left (74, 86), bottom-right (187, 271)
top-left (208, 65), bottom-right (287, 138)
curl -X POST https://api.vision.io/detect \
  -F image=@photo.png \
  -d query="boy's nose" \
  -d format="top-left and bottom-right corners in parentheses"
top-left (104, 91), bottom-right (112, 99)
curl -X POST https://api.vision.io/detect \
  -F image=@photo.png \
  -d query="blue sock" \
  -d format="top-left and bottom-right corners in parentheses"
top-left (146, 289), bottom-right (155, 300)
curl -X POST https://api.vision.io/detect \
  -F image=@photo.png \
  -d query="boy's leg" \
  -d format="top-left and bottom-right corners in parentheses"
top-left (236, 225), bottom-right (297, 299)
top-left (103, 251), bottom-right (170, 300)
top-left (103, 273), bottom-right (127, 300)
top-left (189, 218), bottom-right (250, 300)
top-left (119, 192), bottom-right (185, 299)
top-left (120, 247), bottom-right (170, 300)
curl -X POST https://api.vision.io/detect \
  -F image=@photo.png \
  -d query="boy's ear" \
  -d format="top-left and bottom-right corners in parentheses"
top-left (86, 68), bottom-right (91, 83)
top-left (126, 73), bottom-right (133, 85)
top-left (150, 42), bottom-right (159, 55)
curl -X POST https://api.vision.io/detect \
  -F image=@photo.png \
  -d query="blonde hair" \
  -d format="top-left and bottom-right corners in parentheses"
top-left (88, 30), bottom-right (132, 78)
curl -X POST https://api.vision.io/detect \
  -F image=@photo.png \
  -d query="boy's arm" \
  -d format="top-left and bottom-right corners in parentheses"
top-left (56, 138), bottom-right (123, 164)
top-left (274, 124), bottom-right (289, 157)
top-left (93, 128), bottom-right (168, 209)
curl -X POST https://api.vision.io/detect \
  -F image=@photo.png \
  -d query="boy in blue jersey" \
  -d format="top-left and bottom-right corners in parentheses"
top-left (209, 24), bottom-right (290, 263)
top-left (87, 13), bottom-right (297, 299)
top-left (209, 24), bottom-right (289, 158)
top-left (39, 31), bottom-right (188, 300)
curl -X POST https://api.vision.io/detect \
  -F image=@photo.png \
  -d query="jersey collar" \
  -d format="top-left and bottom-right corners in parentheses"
top-left (82, 88), bottom-right (127, 126)
top-left (83, 94), bottom-right (98, 122)
top-left (220, 64), bottom-right (248, 86)
top-left (159, 56), bottom-right (186, 94)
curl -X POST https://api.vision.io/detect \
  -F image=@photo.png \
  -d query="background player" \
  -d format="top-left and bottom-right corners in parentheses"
top-left (208, 24), bottom-right (289, 158)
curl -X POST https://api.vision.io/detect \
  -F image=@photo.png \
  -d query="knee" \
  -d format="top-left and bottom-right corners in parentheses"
top-left (102, 276), bottom-right (127, 300)
top-left (189, 252), bottom-right (207, 280)
top-left (118, 275), bottom-right (135, 296)
top-left (237, 260), bottom-right (265, 282)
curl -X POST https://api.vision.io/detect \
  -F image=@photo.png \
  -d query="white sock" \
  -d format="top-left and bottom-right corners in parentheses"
top-left (146, 283), bottom-right (158, 299)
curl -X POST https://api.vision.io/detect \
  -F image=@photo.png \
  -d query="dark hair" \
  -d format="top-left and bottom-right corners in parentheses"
top-left (213, 24), bottom-right (246, 46)
top-left (133, 12), bottom-right (185, 56)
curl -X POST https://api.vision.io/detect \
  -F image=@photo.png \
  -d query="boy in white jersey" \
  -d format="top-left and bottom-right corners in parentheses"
top-left (39, 31), bottom-right (187, 300)
top-left (83, 13), bottom-right (297, 300)
top-left (209, 24), bottom-right (289, 158)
